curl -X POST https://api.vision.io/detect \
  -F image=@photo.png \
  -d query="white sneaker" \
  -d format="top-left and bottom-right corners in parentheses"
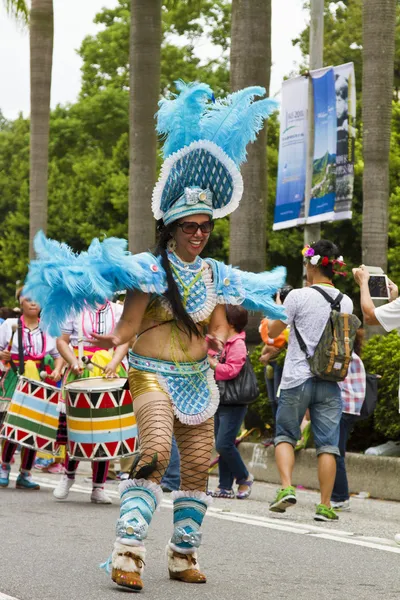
top-left (53, 474), bottom-right (75, 500)
top-left (331, 499), bottom-right (351, 511)
top-left (91, 487), bottom-right (112, 504)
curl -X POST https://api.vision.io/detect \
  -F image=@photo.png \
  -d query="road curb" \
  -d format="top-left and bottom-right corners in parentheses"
top-left (236, 443), bottom-right (400, 501)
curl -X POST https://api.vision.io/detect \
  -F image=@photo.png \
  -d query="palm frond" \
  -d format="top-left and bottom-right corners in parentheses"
top-left (3, 0), bottom-right (29, 24)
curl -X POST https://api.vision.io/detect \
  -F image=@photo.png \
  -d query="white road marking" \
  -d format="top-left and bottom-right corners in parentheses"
top-left (9, 473), bottom-right (400, 555)
top-left (0, 593), bottom-right (21, 600)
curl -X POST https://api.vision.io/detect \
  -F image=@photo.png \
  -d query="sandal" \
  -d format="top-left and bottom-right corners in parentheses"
top-left (210, 488), bottom-right (235, 499)
top-left (236, 474), bottom-right (254, 499)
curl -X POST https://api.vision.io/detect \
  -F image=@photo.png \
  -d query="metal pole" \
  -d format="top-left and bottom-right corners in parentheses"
top-left (304, 0), bottom-right (324, 247)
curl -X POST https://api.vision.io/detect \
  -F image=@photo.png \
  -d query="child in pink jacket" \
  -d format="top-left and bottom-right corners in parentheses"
top-left (208, 305), bottom-right (254, 499)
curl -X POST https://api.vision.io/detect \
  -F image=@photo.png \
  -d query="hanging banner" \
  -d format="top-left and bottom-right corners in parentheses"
top-left (307, 63), bottom-right (355, 224)
top-left (273, 76), bottom-right (309, 230)
top-left (273, 62), bottom-right (356, 229)
top-left (333, 62), bottom-right (355, 221)
top-left (308, 67), bottom-right (337, 223)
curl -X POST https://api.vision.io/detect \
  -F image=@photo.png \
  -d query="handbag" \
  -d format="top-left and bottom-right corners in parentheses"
top-left (217, 354), bottom-right (260, 406)
top-left (355, 373), bottom-right (379, 421)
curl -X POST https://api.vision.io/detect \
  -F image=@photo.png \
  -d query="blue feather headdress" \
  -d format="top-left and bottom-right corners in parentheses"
top-left (152, 81), bottom-right (278, 224)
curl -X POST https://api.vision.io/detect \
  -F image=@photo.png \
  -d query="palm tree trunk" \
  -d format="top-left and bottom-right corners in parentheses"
top-left (362, 0), bottom-right (396, 270)
top-left (229, 0), bottom-right (272, 273)
top-left (29, 0), bottom-right (53, 258)
top-left (129, 0), bottom-right (162, 253)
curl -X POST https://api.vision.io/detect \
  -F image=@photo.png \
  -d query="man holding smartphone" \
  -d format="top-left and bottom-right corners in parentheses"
top-left (353, 265), bottom-right (400, 544)
top-left (353, 266), bottom-right (399, 329)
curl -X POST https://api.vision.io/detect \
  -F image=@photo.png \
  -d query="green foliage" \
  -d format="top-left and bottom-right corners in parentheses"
top-left (362, 331), bottom-right (400, 439)
top-left (0, 0), bottom-right (231, 304)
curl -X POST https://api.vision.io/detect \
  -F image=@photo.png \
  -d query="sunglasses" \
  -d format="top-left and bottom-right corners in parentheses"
top-left (177, 221), bottom-right (214, 235)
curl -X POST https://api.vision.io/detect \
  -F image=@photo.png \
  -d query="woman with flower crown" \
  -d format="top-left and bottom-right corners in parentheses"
top-left (24, 81), bottom-right (286, 591)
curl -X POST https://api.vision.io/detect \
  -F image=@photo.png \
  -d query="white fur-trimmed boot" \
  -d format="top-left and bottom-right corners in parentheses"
top-left (167, 546), bottom-right (205, 583)
top-left (167, 490), bottom-right (212, 584)
top-left (111, 543), bottom-right (146, 591)
top-left (101, 478), bottom-right (162, 591)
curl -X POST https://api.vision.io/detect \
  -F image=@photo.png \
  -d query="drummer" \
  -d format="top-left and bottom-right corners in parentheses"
top-left (54, 300), bottom-right (129, 504)
top-left (0, 292), bottom-right (63, 490)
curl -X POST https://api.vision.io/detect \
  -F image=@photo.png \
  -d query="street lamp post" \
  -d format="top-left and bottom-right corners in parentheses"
top-left (304, 0), bottom-right (324, 248)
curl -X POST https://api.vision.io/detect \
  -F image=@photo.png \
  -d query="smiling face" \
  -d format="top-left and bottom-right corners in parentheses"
top-left (173, 213), bottom-right (213, 262)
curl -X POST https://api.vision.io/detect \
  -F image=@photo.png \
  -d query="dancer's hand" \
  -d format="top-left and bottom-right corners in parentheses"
top-left (90, 333), bottom-right (121, 350)
top-left (205, 334), bottom-right (224, 354)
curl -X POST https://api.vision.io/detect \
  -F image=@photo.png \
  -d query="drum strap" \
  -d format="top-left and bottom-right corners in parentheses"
top-left (17, 317), bottom-right (25, 376)
top-left (78, 318), bottom-right (84, 366)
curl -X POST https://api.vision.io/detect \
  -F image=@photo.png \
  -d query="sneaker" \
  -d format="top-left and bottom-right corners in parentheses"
top-left (331, 499), bottom-right (350, 512)
top-left (91, 487), bottom-right (112, 504)
top-left (16, 472), bottom-right (40, 490)
top-left (47, 463), bottom-right (64, 475)
top-left (0, 464), bottom-right (10, 488)
top-left (314, 503), bottom-right (339, 521)
top-left (269, 486), bottom-right (297, 513)
top-left (53, 474), bottom-right (75, 500)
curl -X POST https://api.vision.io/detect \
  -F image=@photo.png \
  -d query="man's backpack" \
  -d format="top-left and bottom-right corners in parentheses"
top-left (292, 286), bottom-right (361, 382)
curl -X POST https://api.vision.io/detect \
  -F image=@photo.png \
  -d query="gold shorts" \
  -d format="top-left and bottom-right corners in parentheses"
top-left (128, 367), bottom-right (165, 399)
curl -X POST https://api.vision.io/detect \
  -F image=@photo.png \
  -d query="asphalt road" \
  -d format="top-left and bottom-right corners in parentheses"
top-left (1, 467), bottom-right (400, 600)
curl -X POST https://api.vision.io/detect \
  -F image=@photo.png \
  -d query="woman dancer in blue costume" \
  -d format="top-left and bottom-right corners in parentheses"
top-left (25, 82), bottom-right (286, 591)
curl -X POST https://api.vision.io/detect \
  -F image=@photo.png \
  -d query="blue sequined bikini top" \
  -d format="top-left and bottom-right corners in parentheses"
top-left (144, 252), bottom-right (217, 325)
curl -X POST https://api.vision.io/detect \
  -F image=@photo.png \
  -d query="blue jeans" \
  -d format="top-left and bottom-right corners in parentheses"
top-left (161, 435), bottom-right (180, 491)
top-left (275, 378), bottom-right (342, 456)
top-left (331, 413), bottom-right (356, 502)
top-left (215, 405), bottom-right (248, 490)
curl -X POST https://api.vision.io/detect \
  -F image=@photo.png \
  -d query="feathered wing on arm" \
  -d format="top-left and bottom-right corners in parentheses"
top-left (24, 232), bottom-right (167, 336)
top-left (205, 258), bottom-right (287, 321)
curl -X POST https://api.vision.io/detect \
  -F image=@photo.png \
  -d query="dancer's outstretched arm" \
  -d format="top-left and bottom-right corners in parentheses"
top-left (92, 290), bottom-right (149, 349)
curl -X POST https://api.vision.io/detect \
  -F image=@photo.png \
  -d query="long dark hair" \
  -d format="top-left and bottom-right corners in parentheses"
top-left (155, 220), bottom-right (202, 339)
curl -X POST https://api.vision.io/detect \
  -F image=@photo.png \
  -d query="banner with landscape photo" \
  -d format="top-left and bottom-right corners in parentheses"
top-left (273, 76), bottom-right (309, 230)
top-left (308, 67), bottom-right (337, 224)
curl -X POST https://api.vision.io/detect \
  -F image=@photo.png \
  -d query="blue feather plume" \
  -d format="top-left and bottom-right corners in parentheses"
top-left (206, 259), bottom-right (287, 320)
top-left (219, 97), bottom-right (279, 165)
top-left (200, 86), bottom-right (266, 150)
top-left (156, 80), bottom-right (214, 157)
top-left (24, 232), bottom-right (167, 336)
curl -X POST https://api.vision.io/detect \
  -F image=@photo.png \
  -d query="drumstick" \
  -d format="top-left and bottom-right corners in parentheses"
top-left (81, 355), bottom-right (106, 372)
top-left (4, 325), bottom-right (17, 372)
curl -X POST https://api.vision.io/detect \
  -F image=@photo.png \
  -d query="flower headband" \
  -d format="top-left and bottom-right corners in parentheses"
top-left (301, 245), bottom-right (347, 276)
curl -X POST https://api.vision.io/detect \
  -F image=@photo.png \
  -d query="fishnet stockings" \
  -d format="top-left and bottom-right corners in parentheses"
top-left (174, 417), bottom-right (214, 492)
top-left (133, 393), bottom-right (174, 484)
top-left (132, 392), bottom-right (214, 491)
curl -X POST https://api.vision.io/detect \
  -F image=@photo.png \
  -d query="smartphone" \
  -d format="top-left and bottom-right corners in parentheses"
top-left (368, 274), bottom-right (390, 300)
